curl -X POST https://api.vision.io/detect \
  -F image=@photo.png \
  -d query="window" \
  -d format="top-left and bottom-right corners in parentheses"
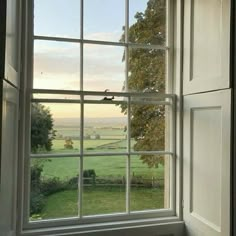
top-left (22, 0), bottom-right (176, 229)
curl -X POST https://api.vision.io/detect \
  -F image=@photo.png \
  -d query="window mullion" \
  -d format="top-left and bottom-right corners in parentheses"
top-left (79, 96), bottom-right (84, 218)
top-left (126, 96), bottom-right (131, 214)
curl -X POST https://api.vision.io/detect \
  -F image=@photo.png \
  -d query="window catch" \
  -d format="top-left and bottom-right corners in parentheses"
top-left (102, 89), bottom-right (115, 101)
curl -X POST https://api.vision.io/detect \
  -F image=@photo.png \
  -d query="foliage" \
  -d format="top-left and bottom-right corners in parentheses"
top-left (31, 103), bottom-right (56, 153)
top-left (30, 103), bottom-right (57, 213)
top-left (40, 177), bottom-right (67, 196)
top-left (83, 169), bottom-right (96, 178)
top-left (120, 0), bottom-right (166, 167)
top-left (64, 137), bottom-right (74, 149)
top-left (30, 167), bottom-right (98, 216)
top-left (30, 163), bottom-right (46, 214)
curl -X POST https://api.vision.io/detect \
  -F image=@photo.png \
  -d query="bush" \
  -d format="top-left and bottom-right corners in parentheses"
top-left (30, 191), bottom-right (45, 214)
top-left (68, 176), bottom-right (79, 189)
top-left (40, 177), bottom-right (67, 196)
top-left (30, 166), bottom-right (97, 215)
top-left (30, 164), bottom-right (46, 214)
top-left (83, 169), bottom-right (96, 178)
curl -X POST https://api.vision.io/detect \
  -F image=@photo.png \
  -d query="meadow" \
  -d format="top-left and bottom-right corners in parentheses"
top-left (31, 122), bottom-right (166, 220)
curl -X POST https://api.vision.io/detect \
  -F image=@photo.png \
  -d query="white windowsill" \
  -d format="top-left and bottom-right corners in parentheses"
top-left (19, 217), bottom-right (184, 236)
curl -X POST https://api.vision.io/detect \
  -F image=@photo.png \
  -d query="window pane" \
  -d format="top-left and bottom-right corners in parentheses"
top-left (31, 103), bottom-right (80, 154)
top-left (83, 156), bottom-right (126, 216)
top-left (129, 0), bottom-right (166, 45)
top-left (84, 0), bottom-right (125, 42)
top-left (33, 40), bottom-right (80, 90)
top-left (130, 103), bottom-right (166, 152)
top-left (34, 0), bottom-right (80, 38)
top-left (128, 48), bottom-right (166, 93)
top-left (84, 44), bottom-right (125, 92)
top-left (84, 104), bottom-right (127, 153)
top-left (30, 157), bottom-right (80, 220)
top-left (130, 155), bottom-right (169, 211)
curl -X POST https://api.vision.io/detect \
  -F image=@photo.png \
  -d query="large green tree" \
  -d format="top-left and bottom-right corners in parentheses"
top-left (121, 0), bottom-right (166, 167)
top-left (31, 103), bottom-right (56, 153)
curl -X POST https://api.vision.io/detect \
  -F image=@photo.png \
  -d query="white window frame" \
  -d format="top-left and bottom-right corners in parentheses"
top-left (17, 0), bottom-right (184, 234)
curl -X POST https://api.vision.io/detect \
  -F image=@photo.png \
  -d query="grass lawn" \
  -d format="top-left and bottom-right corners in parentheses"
top-left (40, 187), bottom-right (164, 219)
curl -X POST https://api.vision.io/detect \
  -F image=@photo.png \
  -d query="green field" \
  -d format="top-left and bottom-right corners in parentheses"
top-left (40, 187), bottom-right (164, 219)
top-left (31, 124), bottom-right (165, 220)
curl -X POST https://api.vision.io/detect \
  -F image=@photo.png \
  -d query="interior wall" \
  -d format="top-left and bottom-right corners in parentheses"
top-left (0, 0), bottom-right (6, 181)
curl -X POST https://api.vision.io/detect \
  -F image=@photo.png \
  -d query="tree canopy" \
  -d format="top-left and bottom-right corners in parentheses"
top-left (121, 0), bottom-right (166, 167)
top-left (31, 103), bottom-right (56, 153)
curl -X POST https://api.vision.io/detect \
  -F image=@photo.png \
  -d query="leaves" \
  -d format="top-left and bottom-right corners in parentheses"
top-left (31, 103), bottom-right (56, 153)
top-left (121, 0), bottom-right (166, 168)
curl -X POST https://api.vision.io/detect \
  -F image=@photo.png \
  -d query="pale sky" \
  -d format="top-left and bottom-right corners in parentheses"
top-left (33, 0), bottom-right (148, 118)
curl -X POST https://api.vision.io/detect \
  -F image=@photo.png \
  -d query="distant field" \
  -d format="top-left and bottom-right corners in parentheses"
top-left (35, 155), bottom-right (164, 180)
top-left (55, 126), bottom-right (126, 139)
top-left (51, 139), bottom-right (119, 152)
top-left (32, 125), bottom-right (164, 180)
top-left (32, 124), bottom-right (164, 179)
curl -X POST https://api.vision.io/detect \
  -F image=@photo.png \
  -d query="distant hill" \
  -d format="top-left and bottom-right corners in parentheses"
top-left (54, 117), bottom-right (126, 128)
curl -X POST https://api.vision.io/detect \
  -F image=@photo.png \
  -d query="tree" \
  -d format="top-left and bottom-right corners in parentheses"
top-left (121, 0), bottom-right (166, 167)
top-left (64, 137), bottom-right (74, 149)
top-left (31, 103), bottom-right (56, 153)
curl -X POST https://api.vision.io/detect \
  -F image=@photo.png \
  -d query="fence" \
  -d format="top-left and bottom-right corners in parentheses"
top-left (83, 176), bottom-right (164, 188)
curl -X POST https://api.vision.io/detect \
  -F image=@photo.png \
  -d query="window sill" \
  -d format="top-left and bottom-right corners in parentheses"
top-left (19, 217), bottom-right (184, 236)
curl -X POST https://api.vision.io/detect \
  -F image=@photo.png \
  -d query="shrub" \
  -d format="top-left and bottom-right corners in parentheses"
top-left (30, 191), bottom-right (45, 214)
top-left (68, 176), bottom-right (79, 189)
top-left (40, 177), bottom-right (67, 196)
top-left (30, 164), bottom-right (46, 214)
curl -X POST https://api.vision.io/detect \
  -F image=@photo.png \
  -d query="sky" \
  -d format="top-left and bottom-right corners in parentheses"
top-left (33, 0), bottom-right (149, 118)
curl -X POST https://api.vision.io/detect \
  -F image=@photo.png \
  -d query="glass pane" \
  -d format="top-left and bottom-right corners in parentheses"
top-left (31, 103), bottom-right (80, 154)
top-left (84, 0), bottom-right (125, 42)
top-left (83, 156), bottom-right (126, 216)
top-left (34, 0), bottom-right (80, 38)
top-left (84, 104), bottom-right (127, 153)
top-left (130, 155), bottom-right (170, 211)
top-left (30, 157), bottom-right (80, 220)
top-left (33, 40), bottom-right (80, 90)
top-left (84, 44), bottom-right (125, 92)
top-left (129, 0), bottom-right (166, 45)
top-left (127, 48), bottom-right (166, 93)
top-left (130, 104), bottom-right (167, 152)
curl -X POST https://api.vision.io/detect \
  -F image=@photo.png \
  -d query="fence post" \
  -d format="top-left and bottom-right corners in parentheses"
top-left (92, 175), bottom-right (96, 187)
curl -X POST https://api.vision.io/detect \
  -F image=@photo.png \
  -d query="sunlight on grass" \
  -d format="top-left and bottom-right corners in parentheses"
top-left (41, 187), bottom-right (164, 219)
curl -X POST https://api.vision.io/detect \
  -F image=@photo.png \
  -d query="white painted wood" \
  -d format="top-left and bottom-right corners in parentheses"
top-left (4, 0), bottom-right (21, 87)
top-left (183, 89), bottom-right (231, 236)
top-left (0, 81), bottom-right (19, 236)
top-left (183, 0), bottom-right (230, 95)
top-left (19, 221), bottom-right (184, 236)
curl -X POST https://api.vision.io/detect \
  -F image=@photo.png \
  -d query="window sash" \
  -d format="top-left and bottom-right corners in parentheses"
top-left (22, 0), bottom-right (176, 229)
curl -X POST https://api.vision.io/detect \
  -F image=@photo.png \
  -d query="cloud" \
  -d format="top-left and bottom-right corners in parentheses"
top-left (84, 31), bottom-right (122, 42)
top-left (33, 37), bottom-right (126, 91)
top-left (83, 44), bottom-right (125, 91)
